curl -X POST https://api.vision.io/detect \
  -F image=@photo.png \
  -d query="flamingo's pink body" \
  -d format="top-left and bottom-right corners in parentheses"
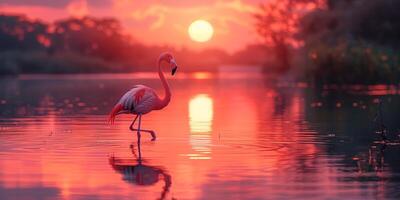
top-left (108, 52), bottom-right (178, 146)
top-left (109, 85), bottom-right (165, 122)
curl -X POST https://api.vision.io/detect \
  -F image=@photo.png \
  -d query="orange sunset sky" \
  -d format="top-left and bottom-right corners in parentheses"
top-left (0, 0), bottom-right (267, 53)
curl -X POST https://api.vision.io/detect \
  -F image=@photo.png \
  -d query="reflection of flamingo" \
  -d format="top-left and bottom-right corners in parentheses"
top-left (109, 52), bottom-right (178, 157)
top-left (109, 145), bottom-right (172, 200)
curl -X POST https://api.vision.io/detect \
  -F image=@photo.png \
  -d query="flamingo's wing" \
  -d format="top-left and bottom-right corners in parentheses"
top-left (121, 86), bottom-right (157, 110)
top-left (134, 88), bottom-right (158, 113)
top-left (108, 85), bottom-right (158, 124)
top-left (108, 86), bottom-right (144, 124)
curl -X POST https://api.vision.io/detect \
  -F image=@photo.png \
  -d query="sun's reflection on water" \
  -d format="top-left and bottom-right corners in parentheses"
top-left (188, 94), bottom-right (214, 160)
top-left (189, 94), bottom-right (213, 133)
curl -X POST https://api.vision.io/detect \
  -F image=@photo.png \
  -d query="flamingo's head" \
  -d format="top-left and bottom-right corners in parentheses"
top-left (159, 52), bottom-right (178, 76)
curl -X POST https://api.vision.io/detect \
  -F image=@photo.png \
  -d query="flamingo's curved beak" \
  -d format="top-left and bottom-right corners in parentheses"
top-left (170, 59), bottom-right (178, 75)
top-left (171, 66), bottom-right (178, 76)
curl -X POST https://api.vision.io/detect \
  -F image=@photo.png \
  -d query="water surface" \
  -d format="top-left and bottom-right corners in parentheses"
top-left (0, 73), bottom-right (400, 200)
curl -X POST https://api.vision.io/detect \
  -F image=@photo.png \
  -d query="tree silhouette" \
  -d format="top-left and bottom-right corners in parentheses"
top-left (0, 14), bottom-right (50, 51)
top-left (255, 0), bottom-right (324, 72)
top-left (49, 16), bottom-right (132, 61)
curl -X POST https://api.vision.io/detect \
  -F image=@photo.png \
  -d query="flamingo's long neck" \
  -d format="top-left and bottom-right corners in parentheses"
top-left (156, 58), bottom-right (171, 110)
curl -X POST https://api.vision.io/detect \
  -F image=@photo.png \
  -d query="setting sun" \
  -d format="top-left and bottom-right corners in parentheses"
top-left (188, 20), bottom-right (214, 43)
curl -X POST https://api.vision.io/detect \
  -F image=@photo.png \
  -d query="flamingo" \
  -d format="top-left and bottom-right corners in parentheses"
top-left (108, 52), bottom-right (178, 157)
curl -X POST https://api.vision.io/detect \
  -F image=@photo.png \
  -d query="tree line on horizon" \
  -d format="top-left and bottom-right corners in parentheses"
top-left (0, 14), bottom-right (271, 75)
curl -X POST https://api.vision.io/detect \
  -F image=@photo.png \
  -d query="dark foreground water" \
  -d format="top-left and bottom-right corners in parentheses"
top-left (0, 73), bottom-right (400, 200)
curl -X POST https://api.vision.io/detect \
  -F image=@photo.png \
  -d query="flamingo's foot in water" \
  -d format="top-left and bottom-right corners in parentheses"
top-left (150, 130), bottom-right (156, 141)
top-left (129, 128), bottom-right (156, 141)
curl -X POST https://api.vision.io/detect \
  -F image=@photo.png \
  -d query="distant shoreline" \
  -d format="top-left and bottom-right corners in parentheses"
top-left (5, 71), bottom-right (265, 80)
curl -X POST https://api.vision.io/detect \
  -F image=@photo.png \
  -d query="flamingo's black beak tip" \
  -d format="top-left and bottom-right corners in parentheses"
top-left (171, 66), bottom-right (178, 76)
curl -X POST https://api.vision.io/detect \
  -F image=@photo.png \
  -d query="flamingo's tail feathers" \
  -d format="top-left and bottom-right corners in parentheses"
top-left (108, 104), bottom-right (123, 125)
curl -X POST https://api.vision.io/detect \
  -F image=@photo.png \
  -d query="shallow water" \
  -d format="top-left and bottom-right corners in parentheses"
top-left (0, 73), bottom-right (400, 200)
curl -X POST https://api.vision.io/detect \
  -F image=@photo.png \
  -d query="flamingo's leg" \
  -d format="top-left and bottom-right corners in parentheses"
top-left (129, 115), bottom-right (139, 131)
top-left (136, 114), bottom-right (142, 160)
top-left (129, 128), bottom-right (156, 141)
top-left (130, 114), bottom-right (156, 141)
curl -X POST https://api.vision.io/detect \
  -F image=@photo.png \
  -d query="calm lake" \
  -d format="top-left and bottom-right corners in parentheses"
top-left (0, 73), bottom-right (400, 200)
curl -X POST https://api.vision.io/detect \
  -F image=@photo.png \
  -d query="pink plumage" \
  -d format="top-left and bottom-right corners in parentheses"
top-left (108, 85), bottom-right (159, 124)
top-left (108, 103), bottom-right (123, 124)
